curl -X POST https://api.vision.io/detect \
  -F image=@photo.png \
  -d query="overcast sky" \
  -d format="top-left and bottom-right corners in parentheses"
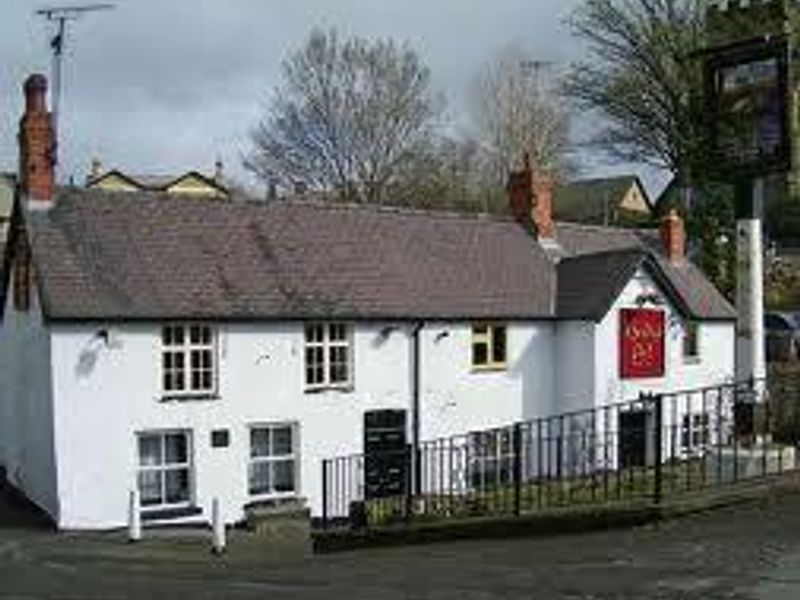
top-left (0, 0), bottom-right (665, 195)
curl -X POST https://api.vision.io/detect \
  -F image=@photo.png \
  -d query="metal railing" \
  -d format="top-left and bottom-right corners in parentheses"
top-left (320, 376), bottom-right (800, 530)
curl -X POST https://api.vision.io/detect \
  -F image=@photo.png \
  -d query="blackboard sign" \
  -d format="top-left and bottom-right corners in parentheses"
top-left (363, 409), bottom-right (408, 500)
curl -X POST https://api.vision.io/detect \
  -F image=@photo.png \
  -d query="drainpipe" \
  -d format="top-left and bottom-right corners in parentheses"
top-left (410, 321), bottom-right (424, 495)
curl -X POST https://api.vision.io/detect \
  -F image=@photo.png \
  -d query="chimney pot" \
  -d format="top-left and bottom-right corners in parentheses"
top-left (661, 209), bottom-right (686, 263)
top-left (24, 74), bottom-right (48, 114)
top-left (90, 158), bottom-right (103, 180)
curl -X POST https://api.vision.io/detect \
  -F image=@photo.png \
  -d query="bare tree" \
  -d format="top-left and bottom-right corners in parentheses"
top-left (565, 0), bottom-right (708, 181)
top-left (245, 28), bottom-right (441, 204)
top-left (471, 46), bottom-right (573, 184)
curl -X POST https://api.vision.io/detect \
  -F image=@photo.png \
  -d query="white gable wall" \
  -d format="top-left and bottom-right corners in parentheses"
top-left (593, 268), bottom-right (735, 406)
top-left (554, 321), bottom-right (596, 413)
top-left (0, 278), bottom-right (59, 520)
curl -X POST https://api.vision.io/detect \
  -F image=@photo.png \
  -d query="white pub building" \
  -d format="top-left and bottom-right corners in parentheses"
top-left (0, 75), bottom-right (735, 529)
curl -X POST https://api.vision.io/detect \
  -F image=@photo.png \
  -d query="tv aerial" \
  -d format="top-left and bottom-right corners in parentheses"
top-left (35, 3), bottom-right (115, 165)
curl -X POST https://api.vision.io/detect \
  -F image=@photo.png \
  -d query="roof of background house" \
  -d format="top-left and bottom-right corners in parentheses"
top-left (553, 175), bottom-right (651, 223)
top-left (87, 169), bottom-right (230, 196)
top-left (15, 188), bottom-right (734, 322)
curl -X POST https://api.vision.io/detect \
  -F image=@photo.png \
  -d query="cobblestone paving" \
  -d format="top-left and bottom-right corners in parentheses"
top-left (2, 490), bottom-right (800, 599)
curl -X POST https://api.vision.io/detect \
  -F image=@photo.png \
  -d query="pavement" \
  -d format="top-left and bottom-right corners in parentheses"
top-left (3, 485), bottom-right (800, 598)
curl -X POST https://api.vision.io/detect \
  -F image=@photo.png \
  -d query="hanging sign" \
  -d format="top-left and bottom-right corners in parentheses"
top-left (619, 309), bottom-right (665, 379)
top-left (705, 36), bottom-right (790, 179)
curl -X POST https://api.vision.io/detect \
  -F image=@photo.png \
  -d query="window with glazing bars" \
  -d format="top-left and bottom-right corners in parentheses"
top-left (248, 424), bottom-right (298, 497)
top-left (472, 323), bottom-right (507, 369)
top-left (162, 324), bottom-right (215, 395)
top-left (304, 323), bottom-right (352, 389)
top-left (137, 431), bottom-right (192, 508)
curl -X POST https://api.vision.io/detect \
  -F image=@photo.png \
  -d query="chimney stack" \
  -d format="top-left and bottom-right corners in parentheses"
top-left (18, 74), bottom-right (54, 205)
top-left (660, 209), bottom-right (686, 263)
top-left (532, 170), bottom-right (555, 240)
top-left (506, 155), bottom-right (556, 240)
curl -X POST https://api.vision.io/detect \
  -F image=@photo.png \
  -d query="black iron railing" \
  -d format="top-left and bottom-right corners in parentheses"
top-left (320, 376), bottom-right (800, 530)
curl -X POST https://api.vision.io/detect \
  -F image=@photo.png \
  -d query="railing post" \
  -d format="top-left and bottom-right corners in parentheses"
top-left (513, 423), bottom-right (522, 516)
top-left (653, 393), bottom-right (663, 506)
top-left (321, 459), bottom-right (329, 530)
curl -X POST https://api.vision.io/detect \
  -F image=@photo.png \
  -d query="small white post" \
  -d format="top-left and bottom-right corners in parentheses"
top-left (212, 497), bottom-right (225, 554)
top-left (128, 489), bottom-right (141, 543)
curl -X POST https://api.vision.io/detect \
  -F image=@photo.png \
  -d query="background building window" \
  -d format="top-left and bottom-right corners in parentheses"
top-left (249, 424), bottom-right (298, 497)
top-left (304, 323), bottom-right (352, 389)
top-left (137, 431), bottom-right (192, 508)
top-left (472, 323), bottom-right (507, 369)
top-left (162, 324), bottom-right (215, 395)
top-left (682, 321), bottom-right (700, 362)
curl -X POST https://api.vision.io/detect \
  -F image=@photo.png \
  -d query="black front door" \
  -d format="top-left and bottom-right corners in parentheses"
top-left (619, 409), bottom-right (648, 469)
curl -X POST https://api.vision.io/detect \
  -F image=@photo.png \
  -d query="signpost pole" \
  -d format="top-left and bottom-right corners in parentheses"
top-left (734, 178), bottom-right (766, 394)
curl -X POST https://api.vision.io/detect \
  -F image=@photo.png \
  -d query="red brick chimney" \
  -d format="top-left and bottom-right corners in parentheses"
top-left (18, 74), bottom-right (54, 204)
top-left (660, 209), bottom-right (686, 263)
top-left (532, 170), bottom-right (555, 240)
top-left (506, 155), bottom-right (555, 240)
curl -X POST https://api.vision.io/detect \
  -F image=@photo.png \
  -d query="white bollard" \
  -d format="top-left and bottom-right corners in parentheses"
top-left (212, 497), bottom-right (226, 554)
top-left (128, 489), bottom-right (141, 543)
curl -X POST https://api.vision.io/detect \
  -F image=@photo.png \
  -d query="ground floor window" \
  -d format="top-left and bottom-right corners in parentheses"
top-left (137, 431), bottom-right (192, 508)
top-left (249, 424), bottom-right (298, 497)
top-left (469, 428), bottom-right (514, 489)
top-left (681, 413), bottom-right (710, 453)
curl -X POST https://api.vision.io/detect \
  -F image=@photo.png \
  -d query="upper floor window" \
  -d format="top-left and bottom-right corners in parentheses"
top-left (472, 323), bottom-right (507, 370)
top-left (161, 324), bottom-right (216, 397)
top-left (682, 321), bottom-right (700, 362)
top-left (304, 323), bottom-right (352, 390)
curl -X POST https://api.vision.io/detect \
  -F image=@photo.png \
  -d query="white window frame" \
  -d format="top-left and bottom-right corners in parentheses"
top-left (304, 322), bottom-right (353, 391)
top-left (681, 413), bottom-right (710, 455)
top-left (248, 423), bottom-right (299, 500)
top-left (161, 323), bottom-right (217, 398)
top-left (136, 430), bottom-right (193, 510)
top-left (468, 428), bottom-right (515, 489)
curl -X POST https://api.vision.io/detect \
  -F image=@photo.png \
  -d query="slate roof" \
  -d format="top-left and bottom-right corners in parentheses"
top-left (17, 188), bottom-right (735, 322)
top-left (553, 176), bottom-right (651, 224)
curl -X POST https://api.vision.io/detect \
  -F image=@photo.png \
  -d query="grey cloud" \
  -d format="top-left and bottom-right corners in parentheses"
top-left (2, 0), bottom-right (657, 193)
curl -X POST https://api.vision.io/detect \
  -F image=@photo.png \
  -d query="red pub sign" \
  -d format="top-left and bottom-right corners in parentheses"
top-left (619, 308), bottom-right (665, 379)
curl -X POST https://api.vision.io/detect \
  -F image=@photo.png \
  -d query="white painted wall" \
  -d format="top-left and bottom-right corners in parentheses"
top-left (419, 322), bottom-right (554, 441)
top-left (47, 319), bottom-right (560, 529)
top-left (49, 322), bottom-right (418, 528)
top-left (593, 268), bottom-right (735, 407)
top-left (554, 321), bottom-right (595, 414)
top-left (0, 279), bottom-right (58, 520)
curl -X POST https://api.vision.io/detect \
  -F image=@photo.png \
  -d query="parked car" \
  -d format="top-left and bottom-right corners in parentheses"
top-left (765, 312), bottom-right (800, 362)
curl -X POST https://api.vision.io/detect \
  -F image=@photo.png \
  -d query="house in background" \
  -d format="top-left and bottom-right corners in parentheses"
top-left (85, 159), bottom-right (231, 199)
top-left (553, 175), bottom-right (652, 227)
top-left (0, 74), bottom-right (735, 530)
